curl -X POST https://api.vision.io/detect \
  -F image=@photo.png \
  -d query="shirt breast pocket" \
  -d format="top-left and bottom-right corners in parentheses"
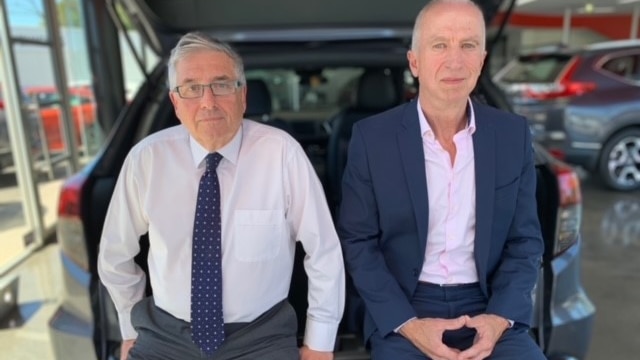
top-left (233, 210), bottom-right (285, 262)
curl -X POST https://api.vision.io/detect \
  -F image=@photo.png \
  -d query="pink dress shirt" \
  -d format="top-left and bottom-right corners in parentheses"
top-left (417, 100), bottom-right (479, 285)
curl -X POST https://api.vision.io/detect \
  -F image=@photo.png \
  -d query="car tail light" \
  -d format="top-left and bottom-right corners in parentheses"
top-left (57, 171), bottom-right (90, 271)
top-left (552, 162), bottom-right (582, 257)
top-left (524, 57), bottom-right (596, 100)
top-left (547, 148), bottom-right (566, 161)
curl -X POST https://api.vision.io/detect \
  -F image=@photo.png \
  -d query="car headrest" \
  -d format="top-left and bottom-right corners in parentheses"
top-left (355, 69), bottom-right (399, 111)
top-left (245, 79), bottom-right (272, 119)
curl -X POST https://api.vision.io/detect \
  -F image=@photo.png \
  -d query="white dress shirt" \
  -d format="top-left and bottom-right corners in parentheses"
top-left (417, 100), bottom-right (479, 285)
top-left (98, 120), bottom-right (345, 351)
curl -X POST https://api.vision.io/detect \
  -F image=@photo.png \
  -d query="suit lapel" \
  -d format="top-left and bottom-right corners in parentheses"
top-left (472, 103), bottom-right (496, 291)
top-left (398, 102), bottom-right (429, 257)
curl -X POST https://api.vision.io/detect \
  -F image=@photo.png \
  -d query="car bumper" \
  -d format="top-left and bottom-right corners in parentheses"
top-left (535, 135), bottom-right (600, 171)
top-left (517, 103), bottom-right (601, 171)
top-left (49, 305), bottom-right (97, 360)
top-left (48, 252), bottom-right (97, 360)
top-left (545, 238), bottom-right (596, 359)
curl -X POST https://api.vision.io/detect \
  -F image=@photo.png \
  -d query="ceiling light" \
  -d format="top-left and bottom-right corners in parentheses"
top-left (576, 6), bottom-right (616, 14)
top-left (585, 2), bottom-right (594, 13)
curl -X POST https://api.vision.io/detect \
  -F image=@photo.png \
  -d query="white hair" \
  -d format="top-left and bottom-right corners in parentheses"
top-left (167, 32), bottom-right (246, 90)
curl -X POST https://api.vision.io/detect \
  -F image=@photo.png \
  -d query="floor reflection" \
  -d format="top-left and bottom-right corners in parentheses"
top-left (600, 198), bottom-right (640, 247)
top-left (578, 174), bottom-right (640, 360)
top-left (0, 301), bottom-right (44, 329)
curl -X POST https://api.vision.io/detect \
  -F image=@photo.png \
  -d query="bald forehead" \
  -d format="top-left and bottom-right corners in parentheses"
top-left (421, 0), bottom-right (485, 28)
top-left (413, 0), bottom-right (486, 50)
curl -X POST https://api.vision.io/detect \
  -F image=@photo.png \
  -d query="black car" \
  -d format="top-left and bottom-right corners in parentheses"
top-left (493, 39), bottom-right (640, 191)
top-left (50, 1), bottom-right (594, 359)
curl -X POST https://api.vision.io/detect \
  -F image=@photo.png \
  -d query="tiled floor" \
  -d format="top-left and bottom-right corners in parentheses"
top-left (0, 243), bottom-right (61, 360)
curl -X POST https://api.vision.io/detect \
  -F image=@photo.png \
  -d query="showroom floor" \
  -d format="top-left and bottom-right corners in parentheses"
top-left (0, 243), bottom-right (60, 360)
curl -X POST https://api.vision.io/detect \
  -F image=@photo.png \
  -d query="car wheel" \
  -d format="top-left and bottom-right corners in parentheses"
top-left (598, 128), bottom-right (640, 191)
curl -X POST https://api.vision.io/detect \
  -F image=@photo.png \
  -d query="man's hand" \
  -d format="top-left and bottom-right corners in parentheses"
top-left (120, 339), bottom-right (136, 360)
top-left (300, 345), bottom-right (333, 360)
top-left (399, 316), bottom-right (468, 360)
top-left (457, 314), bottom-right (510, 360)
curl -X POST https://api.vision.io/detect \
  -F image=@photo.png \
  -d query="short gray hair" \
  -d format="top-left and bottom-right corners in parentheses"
top-left (410, 0), bottom-right (485, 51)
top-left (167, 32), bottom-right (246, 89)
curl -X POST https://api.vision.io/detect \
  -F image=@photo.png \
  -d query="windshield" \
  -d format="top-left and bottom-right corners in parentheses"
top-left (498, 54), bottom-right (573, 83)
top-left (246, 67), bottom-right (416, 120)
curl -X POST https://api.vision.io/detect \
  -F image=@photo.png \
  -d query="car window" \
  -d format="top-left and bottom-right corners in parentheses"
top-left (246, 68), bottom-right (364, 120)
top-left (499, 54), bottom-right (572, 83)
top-left (30, 91), bottom-right (93, 107)
top-left (601, 54), bottom-right (640, 81)
top-left (32, 92), bottom-right (62, 107)
top-left (246, 67), bottom-right (418, 124)
top-left (0, 88), bottom-right (37, 105)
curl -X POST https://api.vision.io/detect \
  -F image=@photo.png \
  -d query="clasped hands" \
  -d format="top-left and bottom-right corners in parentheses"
top-left (398, 314), bottom-right (510, 360)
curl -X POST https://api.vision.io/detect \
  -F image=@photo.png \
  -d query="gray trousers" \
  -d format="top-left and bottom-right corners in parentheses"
top-left (127, 297), bottom-right (299, 360)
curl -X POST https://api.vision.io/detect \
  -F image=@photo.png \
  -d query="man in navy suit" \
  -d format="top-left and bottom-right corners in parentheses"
top-left (338, 0), bottom-right (546, 359)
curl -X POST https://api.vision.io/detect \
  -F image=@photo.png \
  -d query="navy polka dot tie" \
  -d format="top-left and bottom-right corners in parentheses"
top-left (191, 153), bottom-right (225, 355)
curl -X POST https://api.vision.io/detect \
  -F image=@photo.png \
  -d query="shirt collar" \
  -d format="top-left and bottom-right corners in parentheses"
top-left (417, 99), bottom-right (477, 138)
top-left (190, 121), bottom-right (243, 169)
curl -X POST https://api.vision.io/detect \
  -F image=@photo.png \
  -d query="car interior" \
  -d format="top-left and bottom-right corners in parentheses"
top-left (156, 64), bottom-right (413, 199)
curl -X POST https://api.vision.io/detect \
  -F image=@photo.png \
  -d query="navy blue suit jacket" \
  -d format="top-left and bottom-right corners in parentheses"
top-left (337, 100), bottom-right (544, 342)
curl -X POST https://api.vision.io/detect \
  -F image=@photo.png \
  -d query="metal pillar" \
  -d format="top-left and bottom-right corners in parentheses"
top-left (631, 5), bottom-right (639, 39)
top-left (43, 0), bottom-right (80, 171)
top-left (81, 0), bottom-right (125, 133)
top-left (562, 8), bottom-right (572, 45)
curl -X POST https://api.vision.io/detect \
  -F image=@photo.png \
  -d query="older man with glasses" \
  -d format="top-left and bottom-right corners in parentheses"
top-left (98, 31), bottom-right (345, 360)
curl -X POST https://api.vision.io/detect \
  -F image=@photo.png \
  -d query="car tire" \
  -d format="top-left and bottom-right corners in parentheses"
top-left (598, 128), bottom-right (640, 191)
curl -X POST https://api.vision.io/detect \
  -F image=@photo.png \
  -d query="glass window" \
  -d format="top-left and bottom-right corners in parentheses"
top-left (499, 55), bottom-right (573, 83)
top-left (1, 0), bottom-right (102, 270)
top-left (601, 54), bottom-right (637, 80)
top-left (246, 68), bottom-right (365, 120)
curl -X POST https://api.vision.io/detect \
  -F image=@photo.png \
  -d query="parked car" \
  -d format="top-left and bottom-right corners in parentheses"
top-left (50, 0), bottom-right (595, 359)
top-left (25, 85), bottom-right (99, 154)
top-left (493, 39), bottom-right (640, 191)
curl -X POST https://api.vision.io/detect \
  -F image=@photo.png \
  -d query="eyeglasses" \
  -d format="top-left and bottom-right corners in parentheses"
top-left (174, 80), bottom-right (244, 99)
